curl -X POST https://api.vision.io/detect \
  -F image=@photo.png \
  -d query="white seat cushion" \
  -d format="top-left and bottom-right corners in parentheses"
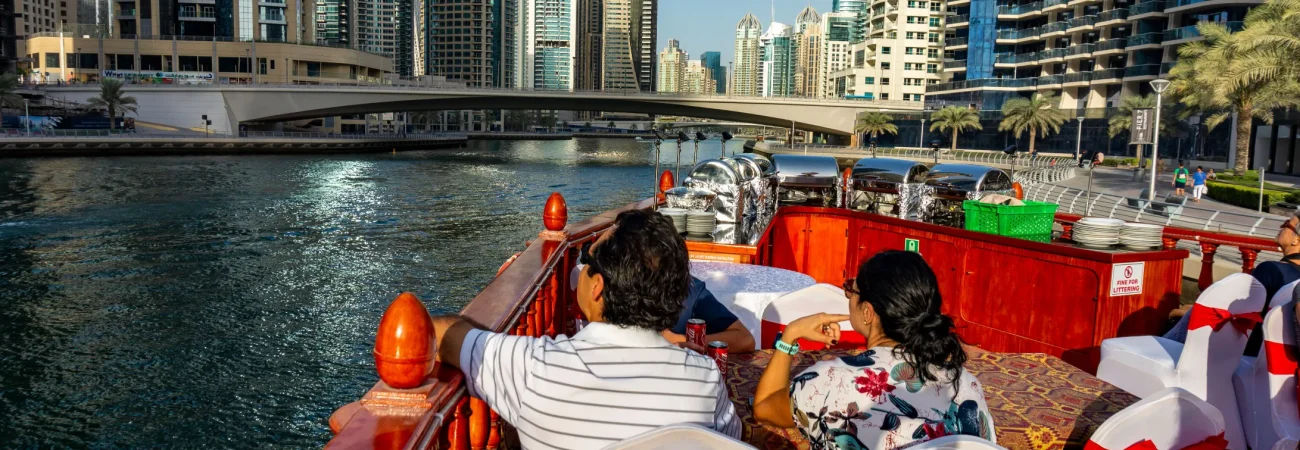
top-left (1098, 336), bottom-right (1183, 398)
top-left (1235, 355), bottom-right (1275, 450)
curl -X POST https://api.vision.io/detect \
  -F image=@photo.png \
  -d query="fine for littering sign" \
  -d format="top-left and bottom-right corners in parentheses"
top-left (1110, 262), bottom-right (1145, 296)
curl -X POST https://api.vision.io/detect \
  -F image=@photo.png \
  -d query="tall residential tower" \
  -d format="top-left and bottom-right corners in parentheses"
top-left (602, 0), bottom-right (655, 91)
top-left (699, 51), bottom-right (724, 94)
top-left (731, 12), bottom-right (761, 96)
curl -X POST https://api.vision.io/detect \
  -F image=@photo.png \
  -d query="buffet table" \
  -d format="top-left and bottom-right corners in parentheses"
top-left (727, 348), bottom-right (1139, 450)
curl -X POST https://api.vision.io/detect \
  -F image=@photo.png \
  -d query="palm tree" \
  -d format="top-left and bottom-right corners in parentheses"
top-left (928, 106), bottom-right (983, 152)
top-left (86, 78), bottom-right (138, 131)
top-left (1170, 13), bottom-right (1300, 175)
top-left (853, 112), bottom-right (898, 149)
top-left (0, 73), bottom-right (24, 128)
top-left (998, 94), bottom-right (1068, 155)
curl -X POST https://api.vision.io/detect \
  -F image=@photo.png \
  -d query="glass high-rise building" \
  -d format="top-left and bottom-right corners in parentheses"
top-left (520, 0), bottom-right (576, 90)
top-left (425, 0), bottom-right (495, 87)
top-left (317, 0), bottom-right (352, 46)
top-left (602, 0), bottom-right (655, 92)
top-left (731, 12), bottom-right (761, 96)
top-left (700, 51), bottom-right (724, 94)
top-left (759, 21), bottom-right (794, 97)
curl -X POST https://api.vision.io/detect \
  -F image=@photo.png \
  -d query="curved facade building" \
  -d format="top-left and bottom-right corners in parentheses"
top-left (731, 12), bottom-right (761, 96)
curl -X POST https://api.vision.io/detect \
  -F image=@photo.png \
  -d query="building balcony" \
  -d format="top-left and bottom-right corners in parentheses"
top-left (1166, 0), bottom-right (1260, 12)
top-left (116, 9), bottom-right (137, 18)
top-left (996, 51), bottom-right (1041, 65)
top-left (1063, 71), bottom-right (1093, 86)
top-left (996, 27), bottom-right (1041, 42)
top-left (1160, 61), bottom-right (1176, 74)
top-left (1096, 8), bottom-right (1128, 24)
top-left (947, 36), bottom-right (968, 48)
top-left (1090, 68), bottom-right (1124, 84)
top-left (1064, 43), bottom-right (1094, 59)
top-left (1038, 48), bottom-right (1066, 62)
top-left (949, 14), bottom-right (970, 26)
top-left (1037, 74), bottom-right (1064, 87)
top-left (260, 13), bottom-right (286, 23)
top-left (1093, 38), bottom-right (1127, 54)
top-left (1162, 21), bottom-right (1242, 44)
top-left (1039, 21), bottom-right (1068, 36)
top-left (113, 0), bottom-right (134, 3)
top-left (178, 9), bottom-right (215, 20)
top-left (925, 77), bottom-right (1035, 92)
top-left (943, 59), bottom-right (967, 69)
top-left (179, 0), bottom-right (216, 4)
top-left (998, 1), bottom-right (1043, 17)
top-left (260, 0), bottom-right (286, 5)
top-left (1127, 32), bottom-right (1163, 49)
top-left (1123, 64), bottom-right (1161, 79)
top-left (1128, 1), bottom-right (1167, 19)
top-left (1067, 15), bottom-right (1097, 31)
top-left (1043, 0), bottom-right (1070, 10)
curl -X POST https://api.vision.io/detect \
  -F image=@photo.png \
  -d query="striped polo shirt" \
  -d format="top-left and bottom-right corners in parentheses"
top-left (459, 322), bottom-right (741, 449)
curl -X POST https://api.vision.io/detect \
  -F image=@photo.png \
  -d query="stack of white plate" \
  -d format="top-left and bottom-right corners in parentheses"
top-left (660, 208), bottom-right (687, 234)
top-left (685, 211), bottom-right (716, 236)
top-left (1120, 223), bottom-right (1164, 250)
top-left (1072, 217), bottom-right (1125, 248)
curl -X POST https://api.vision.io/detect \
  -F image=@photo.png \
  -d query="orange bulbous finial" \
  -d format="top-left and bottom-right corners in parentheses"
top-left (543, 192), bottom-right (568, 232)
top-left (373, 292), bottom-right (435, 389)
top-left (1012, 182), bottom-right (1025, 200)
top-left (658, 170), bottom-right (675, 201)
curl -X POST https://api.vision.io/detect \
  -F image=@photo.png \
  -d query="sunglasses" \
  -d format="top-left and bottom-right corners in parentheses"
top-left (842, 277), bottom-right (859, 298)
top-left (1283, 220), bottom-right (1298, 235)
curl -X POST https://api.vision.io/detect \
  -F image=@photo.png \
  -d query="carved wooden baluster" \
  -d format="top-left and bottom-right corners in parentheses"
top-left (449, 397), bottom-right (471, 450)
top-left (1241, 248), bottom-right (1259, 274)
top-left (546, 270), bottom-right (559, 336)
top-left (525, 301), bottom-right (537, 337)
top-left (1199, 242), bottom-right (1219, 291)
top-left (1162, 237), bottom-right (1179, 251)
top-left (488, 410), bottom-right (502, 450)
top-left (469, 399), bottom-right (489, 450)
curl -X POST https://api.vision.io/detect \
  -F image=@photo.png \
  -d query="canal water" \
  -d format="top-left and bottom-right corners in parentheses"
top-left (0, 138), bottom-right (743, 448)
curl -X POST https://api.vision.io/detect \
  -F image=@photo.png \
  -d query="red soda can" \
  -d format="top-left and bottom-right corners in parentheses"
top-left (708, 341), bottom-right (729, 378)
top-left (686, 319), bottom-right (707, 347)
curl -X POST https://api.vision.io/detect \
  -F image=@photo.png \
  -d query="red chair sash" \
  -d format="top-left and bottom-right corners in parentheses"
top-left (1265, 340), bottom-right (1299, 376)
top-left (1084, 433), bottom-right (1228, 450)
top-left (1187, 304), bottom-right (1263, 335)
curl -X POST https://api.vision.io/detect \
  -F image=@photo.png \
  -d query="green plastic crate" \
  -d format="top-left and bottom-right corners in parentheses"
top-left (963, 200), bottom-right (1059, 238)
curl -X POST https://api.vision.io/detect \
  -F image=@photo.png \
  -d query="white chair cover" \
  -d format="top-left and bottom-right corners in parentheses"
top-left (1264, 295), bottom-right (1300, 450)
top-left (1233, 279), bottom-right (1300, 450)
top-left (1097, 273), bottom-right (1265, 450)
top-left (910, 435), bottom-right (1008, 449)
top-left (602, 424), bottom-right (756, 450)
top-left (1087, 387), bottom-right (1226, 450)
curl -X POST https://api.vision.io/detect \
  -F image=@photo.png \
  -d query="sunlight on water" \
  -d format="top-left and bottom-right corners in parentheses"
top-left (0, 138), bottom-right (743, 448)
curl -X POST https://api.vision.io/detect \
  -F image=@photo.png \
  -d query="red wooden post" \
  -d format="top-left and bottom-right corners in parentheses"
top-left (449, 397), bottom-right (471, 450)
top-left (1241, 248), bottom-right (1259, 274)
top-left (1199, 242), bottom-right (1219, 291)
top-left (488, 410), bottom-right (502, 450)
top-left (469, 398), bottom-right (489, 450)
top-left (1162, 237), bottom-right (1179, 251)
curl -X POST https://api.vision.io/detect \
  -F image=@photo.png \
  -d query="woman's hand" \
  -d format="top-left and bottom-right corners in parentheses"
top-left (782, 313), bottom-right (850, 346)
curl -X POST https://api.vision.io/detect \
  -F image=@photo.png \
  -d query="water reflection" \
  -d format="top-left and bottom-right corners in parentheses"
top-left (0, 138), bottom-right (740, 447)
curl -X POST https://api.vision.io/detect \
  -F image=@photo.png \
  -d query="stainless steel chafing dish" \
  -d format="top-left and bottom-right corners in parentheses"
top-left (847, 158), bottom-right (929, 216)
top-left (924, 163), bottom-right (1014, 226)
top-left (685, 158), bottom-right (745, 223)
top-left (771, 154), bottom-right (841, 207)
top-left (732, 153), bottom-right (773, 176)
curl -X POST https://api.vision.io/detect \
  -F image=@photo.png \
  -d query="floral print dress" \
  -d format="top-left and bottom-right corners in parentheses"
top-left (789, 347), bottom-right (995, 450)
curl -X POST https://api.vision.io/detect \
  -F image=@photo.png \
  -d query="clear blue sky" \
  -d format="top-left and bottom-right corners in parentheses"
top-left (658, 0), bottom-right (835, 66)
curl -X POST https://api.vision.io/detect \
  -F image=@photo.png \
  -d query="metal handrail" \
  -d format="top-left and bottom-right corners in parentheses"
top-left (1022, 181), bottom-right (1285, 237)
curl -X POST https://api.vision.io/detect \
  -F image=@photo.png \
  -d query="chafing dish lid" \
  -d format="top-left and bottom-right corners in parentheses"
top-left (851, 158), bottom-right (929, 184)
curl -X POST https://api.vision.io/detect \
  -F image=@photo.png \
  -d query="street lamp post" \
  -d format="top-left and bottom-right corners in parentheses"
top-left (24, 99), bottom-right (30, 136)
top-left (919, 118), bottom-right (926, 148)
top-left (1149, 79), bottom-right (1171, 202)
top-left (75, 47), bottom-right (81, 83)
top-left (1074, 116), bottom-right (1085, 160)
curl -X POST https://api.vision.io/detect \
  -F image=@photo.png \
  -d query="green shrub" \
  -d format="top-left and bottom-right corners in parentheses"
top-left (1205, 181), bottom-right (1289, 209)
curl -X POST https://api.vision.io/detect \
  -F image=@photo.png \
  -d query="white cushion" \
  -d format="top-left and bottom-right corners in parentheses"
top-left (1098, 336), bottom-right (1182, 398)
top-left (603, 424), bottom-right (756, 450)
top-left (1090, 387), bottom-right (1226, 450)
top-left (911, 435), bottom-right (1008, 450)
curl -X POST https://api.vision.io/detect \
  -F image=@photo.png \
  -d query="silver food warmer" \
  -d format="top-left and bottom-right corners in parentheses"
top-left (923, 163), bottom-right (1014, 227)
top-left (771, 154), bottom-right (842, 207)
top-left (846, 158), bottom-right (930, 218)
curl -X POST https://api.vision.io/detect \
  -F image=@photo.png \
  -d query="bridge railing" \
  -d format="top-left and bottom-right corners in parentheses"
top-left (28, 81), bottom-right (922, 107)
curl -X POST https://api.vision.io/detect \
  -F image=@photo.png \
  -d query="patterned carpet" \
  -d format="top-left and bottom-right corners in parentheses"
top-left (725, 349), bottom-right (1139, 449)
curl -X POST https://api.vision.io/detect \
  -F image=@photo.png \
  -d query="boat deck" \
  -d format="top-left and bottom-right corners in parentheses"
top-left (726, 348), bottom-right (1138, 450)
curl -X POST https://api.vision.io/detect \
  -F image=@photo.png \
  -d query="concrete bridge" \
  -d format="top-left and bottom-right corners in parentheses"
top-left (36, 84), bottom-right (920, 137)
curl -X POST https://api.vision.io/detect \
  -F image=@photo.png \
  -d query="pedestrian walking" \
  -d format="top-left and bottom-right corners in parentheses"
top-left (1192, 166), bottom-right (1208, 202)
top-left (1172, 161), bottom-right (1190, 197)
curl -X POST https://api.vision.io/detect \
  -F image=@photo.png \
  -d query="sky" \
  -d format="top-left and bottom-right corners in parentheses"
top-left (658, 0), bottom-right (835, 67)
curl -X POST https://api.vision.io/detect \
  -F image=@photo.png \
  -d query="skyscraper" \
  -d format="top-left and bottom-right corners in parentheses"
top-left (699, 51), bottom-right (724, 94)
top-left (602, 0), bottom-right (655, 92)
top-left (758, 21), bottom-right (793, 97)
top-left (425, 0), bottom-right (495, 87)
top-left (793, 5), bottom-right (822, 97)
top-left (317, 0), bottom-right (353, 46)
top-left (356, 0), bottom-right (398, 58)
top-left (575, 0), bottom-right (601, 91)
top-left (731, 12), bottom-right (761, 96)
top-left (492, 0), bottom-right (518, 88)
top-left (397, 0), bottom-right (416, 75)
top-left (520, 0), bottom-right (577, 90)
top-left (656, 38), bottom-right (686, 93)
top-left (683, 60), bottom-right (716, 95)
top-left (819, 12), bottom-right (854, 98)
top-left (831, 0), bottom-right (866, 43)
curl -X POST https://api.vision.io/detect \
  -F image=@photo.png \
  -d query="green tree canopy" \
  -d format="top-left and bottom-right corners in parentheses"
top-left (928, 106), bottom-right (983, 152)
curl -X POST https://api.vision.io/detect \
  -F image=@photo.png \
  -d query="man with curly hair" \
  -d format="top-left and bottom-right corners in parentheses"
top-left (431, 209), bottom-right (741, 449)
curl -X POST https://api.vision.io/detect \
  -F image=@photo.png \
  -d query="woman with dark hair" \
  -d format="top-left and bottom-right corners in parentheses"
top-left (753, 251), bottom-right (994, 449)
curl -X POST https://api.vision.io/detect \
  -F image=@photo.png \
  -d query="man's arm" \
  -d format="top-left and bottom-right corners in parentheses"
top-left (430, 315), bottom-right (530, 425)
top-left (431, 315), bottom-right (477, 367)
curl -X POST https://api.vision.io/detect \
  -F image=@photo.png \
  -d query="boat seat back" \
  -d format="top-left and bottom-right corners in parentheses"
top-left (1235, 281), bottom-right (1297, 450)
top-left (1264, 294), bottom-right (1300, 443)
top-left (1087, 387), bottom-right (1225, 450)
top-left (760, 283), bottom-right (863, 350)
top-left (1178, 273), bottom-right (1266, 398)
top-left (603, 424), bottom-right (756, 450)
top-left (910, 435), bottom-right (1008, 449)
